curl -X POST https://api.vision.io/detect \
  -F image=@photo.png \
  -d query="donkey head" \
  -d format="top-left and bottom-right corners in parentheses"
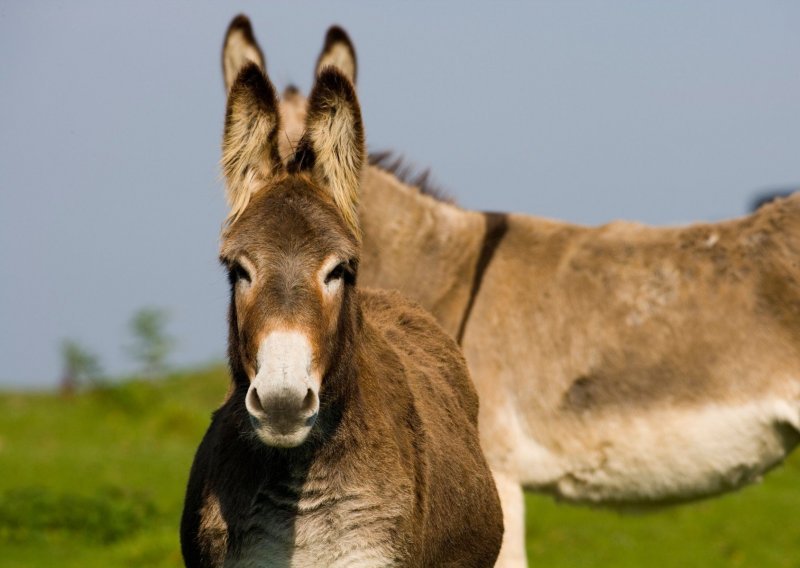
top-left (219, 52), bottom-right (365, 448)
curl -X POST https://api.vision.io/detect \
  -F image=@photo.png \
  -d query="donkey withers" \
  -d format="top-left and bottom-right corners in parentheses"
top-left (180, 59), bottom-right (503, 566)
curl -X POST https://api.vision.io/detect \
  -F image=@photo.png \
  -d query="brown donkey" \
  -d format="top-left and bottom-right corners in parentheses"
top-left (221, 16), bottom-right (800, 567)
top-left (180, 60), bottom-right (503, 565)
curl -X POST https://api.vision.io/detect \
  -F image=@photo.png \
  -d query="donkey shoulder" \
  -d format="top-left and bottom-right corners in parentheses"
top-left (359, 287), bottom-right (479, 423)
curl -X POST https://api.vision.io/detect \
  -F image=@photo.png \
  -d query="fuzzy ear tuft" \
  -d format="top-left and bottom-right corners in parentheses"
top-left (222, 14), bottom-right (266, 92)
top-left (222, 63), bottom-right (284, 223)
top-left (314, 26), bottom-right (357, 84)
top-left (290, 68), bottom-right (365, 240)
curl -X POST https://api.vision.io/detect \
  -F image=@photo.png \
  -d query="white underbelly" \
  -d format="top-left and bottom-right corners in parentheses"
top-left (514, 398), bottom-right (800, 503)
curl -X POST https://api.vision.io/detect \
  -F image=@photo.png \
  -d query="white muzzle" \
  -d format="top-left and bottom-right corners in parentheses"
top-left (246, 330), bottom-right (320, 447)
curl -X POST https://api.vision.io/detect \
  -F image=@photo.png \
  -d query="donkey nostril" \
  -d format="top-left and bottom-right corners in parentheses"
top-left (300, 389), bottom-right (316, 414)
top-left (246, 386), bottom-right (265, 415)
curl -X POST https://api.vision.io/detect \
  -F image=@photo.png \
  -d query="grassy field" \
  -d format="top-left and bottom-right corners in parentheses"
top-left (1, 366), bottom-right (798, 567)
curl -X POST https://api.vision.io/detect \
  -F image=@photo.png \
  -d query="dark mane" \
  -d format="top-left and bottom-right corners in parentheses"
top-left (368, 151), bottom-right (455, 204)
top-left (750, 189), bottom-right (796, 213)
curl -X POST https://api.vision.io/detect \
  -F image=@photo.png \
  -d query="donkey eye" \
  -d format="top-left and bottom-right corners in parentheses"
top-left (229, 262), bottom-right (252, 286)
top-left (324, 263), bottom-right (346, 284)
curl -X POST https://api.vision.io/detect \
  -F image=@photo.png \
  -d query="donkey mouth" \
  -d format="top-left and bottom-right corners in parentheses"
top-left (248, 411), bottom-right (318, 448)
top-left (245, 379), bottom-right (320, 447)
top-left (249, 410), bottom-right (318, 434)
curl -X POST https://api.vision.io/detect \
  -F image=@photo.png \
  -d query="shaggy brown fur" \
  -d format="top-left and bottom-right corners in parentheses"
top-left (182, 52), bottom-right (502, 567)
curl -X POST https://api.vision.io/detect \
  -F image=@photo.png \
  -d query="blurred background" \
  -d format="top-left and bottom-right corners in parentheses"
top-left (2, 1), bottom-right (799, 387)
top-left (1, 1), bottom-right (798, 566)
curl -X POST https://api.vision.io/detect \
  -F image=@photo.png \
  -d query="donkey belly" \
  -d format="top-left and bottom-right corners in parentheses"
top-left (515, 397), bottom-right (800, 503)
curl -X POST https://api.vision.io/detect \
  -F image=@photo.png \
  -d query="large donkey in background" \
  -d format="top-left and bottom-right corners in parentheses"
top-left (182, 59), bottom-right (503, 566)
top-left (223, 16), bottom-right (800, 566)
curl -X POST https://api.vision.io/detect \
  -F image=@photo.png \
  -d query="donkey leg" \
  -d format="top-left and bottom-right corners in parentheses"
top-left (492, 470), bottom-right (528, 568)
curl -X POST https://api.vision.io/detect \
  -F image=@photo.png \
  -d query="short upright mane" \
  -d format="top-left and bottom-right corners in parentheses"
top-left (369, 151), bottom-right (454, 204)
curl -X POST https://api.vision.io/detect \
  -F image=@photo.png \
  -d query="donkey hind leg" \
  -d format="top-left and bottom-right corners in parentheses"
top-left (492, 470), bottom-right (528, 568)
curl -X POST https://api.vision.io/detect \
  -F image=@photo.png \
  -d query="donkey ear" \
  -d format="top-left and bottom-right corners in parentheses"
top-left (291, 68), bottom-right (365, 239)
top-left (222, 14), bottom-right (266, 92)
top-left (314, 26), bottom-right (357, 85)
top-left (222, 64), bottom-right (284, 222)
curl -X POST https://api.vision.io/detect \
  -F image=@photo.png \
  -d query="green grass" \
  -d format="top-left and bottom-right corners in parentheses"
top-left (0, 366), bottom-right (797, 567)
top-left (525, 464), bottom-right (800, 567)
top-left (0, 366), bottom-right (227, 567)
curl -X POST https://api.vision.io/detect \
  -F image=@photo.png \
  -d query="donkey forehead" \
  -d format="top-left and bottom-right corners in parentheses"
top-left (221, 178), bottom-right (357, 261)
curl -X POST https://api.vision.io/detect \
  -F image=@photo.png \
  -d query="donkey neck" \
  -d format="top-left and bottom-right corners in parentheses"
top-left (359, 166), bottom-right (485, 337)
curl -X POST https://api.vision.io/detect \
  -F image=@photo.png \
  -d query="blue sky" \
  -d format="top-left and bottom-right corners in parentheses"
top-left (1, 1), bottom-right (798, 387)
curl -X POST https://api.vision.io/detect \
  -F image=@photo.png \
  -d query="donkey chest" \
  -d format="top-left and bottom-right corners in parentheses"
top-left (227, 485), bottom-right (405, 568)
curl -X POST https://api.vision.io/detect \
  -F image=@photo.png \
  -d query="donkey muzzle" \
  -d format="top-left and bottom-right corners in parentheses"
top-left (246, 330), bottom-right (321, 447)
